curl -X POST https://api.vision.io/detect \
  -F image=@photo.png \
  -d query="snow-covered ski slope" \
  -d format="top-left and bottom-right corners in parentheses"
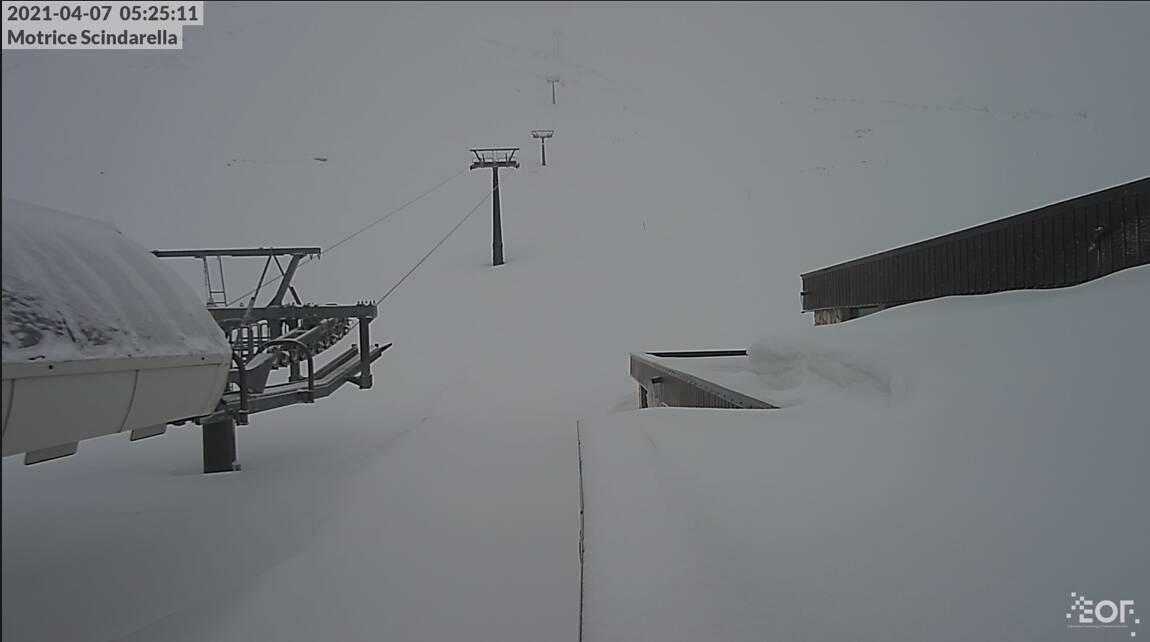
top-left (3, 4), bottom-right (1149, 642)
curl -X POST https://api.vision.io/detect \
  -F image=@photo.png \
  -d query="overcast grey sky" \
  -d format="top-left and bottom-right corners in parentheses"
top-left (4, 1), bottom-right (1148, 327)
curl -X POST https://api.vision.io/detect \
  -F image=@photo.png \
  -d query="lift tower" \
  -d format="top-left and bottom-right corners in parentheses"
top-left (531, 129), bottom-right (554, 166)
top-left (546, 76), bottom-right (560, 105)
top-left (469, 148), bottom-right (519, 266)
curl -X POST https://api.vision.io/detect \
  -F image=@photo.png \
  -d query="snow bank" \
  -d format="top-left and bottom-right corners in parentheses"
top-left (2, 198), bottom-right (229, 363)
top-left (744, 267), bottom-right (1149, 412)
top-left (582, 266), bottom-right (1149, 642)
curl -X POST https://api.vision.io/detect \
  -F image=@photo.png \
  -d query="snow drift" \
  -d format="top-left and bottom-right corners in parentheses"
top-left (581, 266), bottom-right (1149, 642)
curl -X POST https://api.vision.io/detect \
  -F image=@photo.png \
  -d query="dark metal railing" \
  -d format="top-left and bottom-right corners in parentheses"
top-left (801, 177), bottom-right (1149, 312)
top-left (630, 351), bottom-right (775, 410)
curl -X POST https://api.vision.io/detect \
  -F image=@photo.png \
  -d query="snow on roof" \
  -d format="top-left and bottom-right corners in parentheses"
top-left (581, 266), bottom-right (1150, 641)
top-left (2, 198), bottom-right (230, 364)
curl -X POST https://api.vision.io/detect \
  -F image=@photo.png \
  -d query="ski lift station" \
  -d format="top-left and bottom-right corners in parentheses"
top-left (1, 198), bottom-right (387, 472)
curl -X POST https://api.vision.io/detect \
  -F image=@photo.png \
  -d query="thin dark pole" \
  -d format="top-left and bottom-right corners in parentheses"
top-left (492, 168), bottom-right (504, 266)
top-left (541, 139), bottom-right (547, 166)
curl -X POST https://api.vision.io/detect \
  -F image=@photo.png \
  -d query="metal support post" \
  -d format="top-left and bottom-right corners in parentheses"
top-left (547, 76), bottom-right (560, 105)
top-left (492, 167), bottom-right (504, 266)
top-left (359, 316), bottom-right (373, 388)
top-left (203, 417), bottom-right (239, 473)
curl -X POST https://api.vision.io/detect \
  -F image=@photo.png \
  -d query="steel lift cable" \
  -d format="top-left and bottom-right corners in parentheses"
top-left (330, 176), bottom-right (506, 350)
top-left (227, 167), bottom-right (467, 306)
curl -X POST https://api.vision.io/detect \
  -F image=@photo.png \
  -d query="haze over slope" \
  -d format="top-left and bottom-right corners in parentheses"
top-left (3, 3), bottom-right (1148, 642)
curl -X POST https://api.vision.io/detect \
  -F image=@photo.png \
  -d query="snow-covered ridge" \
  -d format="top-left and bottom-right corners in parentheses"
top-left (2, 198), bottom-right (229, 364)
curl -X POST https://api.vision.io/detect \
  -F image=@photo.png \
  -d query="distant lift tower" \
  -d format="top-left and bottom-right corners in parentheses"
top-left (546, 76), bottom-right (560, 105)
top-left (470, 148), bottom-right (519, 266)
top-left (531, 129), bottom-right (554, 166)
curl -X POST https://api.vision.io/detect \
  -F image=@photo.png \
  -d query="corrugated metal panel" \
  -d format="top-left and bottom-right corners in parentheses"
top-left (801, 178), bottom-right (1149, 311)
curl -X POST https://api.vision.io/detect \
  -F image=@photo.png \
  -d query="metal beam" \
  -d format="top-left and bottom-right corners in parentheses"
top-left (198, 343), bottom-right (390, 425)
top-left (470, 161), bottom-right (520, 170)
top-left (268, 254), bottom-right (303, 306)
top-left (152, 247), bottom-right (321, 258)
top-left (470, 147), bottom-right (519, 168)
top-left (208, 304), bottom-right (377, 323)
top-left (646, 350), bottom-right (749, 358)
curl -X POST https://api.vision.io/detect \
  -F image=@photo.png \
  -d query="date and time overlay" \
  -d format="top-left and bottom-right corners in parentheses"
top-left (3, 1), bottom-right (203, 49)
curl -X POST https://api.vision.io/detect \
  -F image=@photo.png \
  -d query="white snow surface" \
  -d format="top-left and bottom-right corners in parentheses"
top-left (2, 4), bottom-right (1148, 642)
top-left (1, 198), bottom-right (229, 363)
top-left (581, 266), bottom-right (1150, 642)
